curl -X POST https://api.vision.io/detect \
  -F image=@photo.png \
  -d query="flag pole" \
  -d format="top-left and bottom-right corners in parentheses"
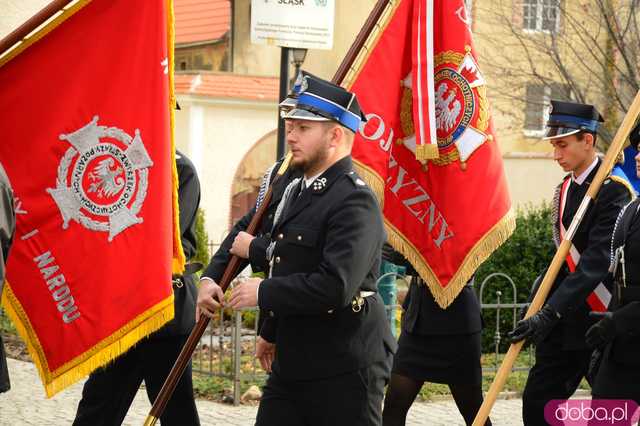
top-left (0, 0), bottom-right (75, 57)
top-left (472, 88), bottom-right (640, 425)
top-left (144, 3), bottom-right (393, 424)
top-left (332, 0), bottom-right (391, 84)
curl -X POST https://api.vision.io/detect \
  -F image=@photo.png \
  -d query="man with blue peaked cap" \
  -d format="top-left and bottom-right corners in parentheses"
top-left (198, 73), bottom-right (396, 425)
top-left (508, 100), bottom-right (634, 425)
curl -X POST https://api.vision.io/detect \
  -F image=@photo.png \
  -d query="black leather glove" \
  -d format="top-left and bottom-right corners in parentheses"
top-left (585, 311), bottom-right (616, 348)
top-left (586, 348), bottom-right (603, 385)
top-left (508, 305), bottom-right (560, 345)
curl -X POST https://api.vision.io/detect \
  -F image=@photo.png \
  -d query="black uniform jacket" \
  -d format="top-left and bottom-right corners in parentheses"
top-left (542, 160), bottom-right (633, 350)
top-left (605, 198), bottom-right (640, 367)
top-left (0, 164), bottom-right (13, 301)
top-left (202, 159), bottom-right (301, 282)
top-left (154, 151), bottom-right (201, 337)
top-left (256, 156), bottom-right (396, 382)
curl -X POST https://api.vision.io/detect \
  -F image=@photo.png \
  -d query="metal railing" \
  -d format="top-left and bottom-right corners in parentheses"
top-left (185, 271), bottom-right (536, 404)
top-left (0, 270), bottom-right (535, 405)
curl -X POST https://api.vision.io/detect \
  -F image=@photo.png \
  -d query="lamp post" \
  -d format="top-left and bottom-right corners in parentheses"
top-left (276, 48), bottom-right (308, 160)
top-left (276, 48), bottom-right (291, 160)
top-left (291, 48), bottom-right (308, 82)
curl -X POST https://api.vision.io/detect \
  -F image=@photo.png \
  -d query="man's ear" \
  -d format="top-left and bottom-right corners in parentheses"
top-left (328, 124), bottom-right (343, 148)
top-left (583, 132), bottom-right (595, 149)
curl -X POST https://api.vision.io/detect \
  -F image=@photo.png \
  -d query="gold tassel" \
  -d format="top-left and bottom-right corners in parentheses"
top-left (415, 144), bottom-right (440, 160)
top-left (168, 0), bottom-right (185, 275)
top-left (386, 208), bottom-right (516, 308)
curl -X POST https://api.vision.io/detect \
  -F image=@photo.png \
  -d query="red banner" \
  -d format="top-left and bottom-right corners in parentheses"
top-left (0, 0), bottom-right (183, 396)
top-left (347, 0), bottom-right (514, 307)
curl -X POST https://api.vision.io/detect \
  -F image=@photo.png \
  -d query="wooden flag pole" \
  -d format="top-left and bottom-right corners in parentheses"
top-left (472, 88), bottom-right (640, 426)
top-left (0, 0), bottom-right (75, 57)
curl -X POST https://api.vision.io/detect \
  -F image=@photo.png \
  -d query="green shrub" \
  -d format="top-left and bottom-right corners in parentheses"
top-left (475, 203), bottom-right (556, 352)
top-left (193, 208), bottom-right (210, 267)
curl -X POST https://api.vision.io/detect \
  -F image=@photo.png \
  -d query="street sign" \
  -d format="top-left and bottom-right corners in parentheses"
top-left (250, 0), bottom-right (335, 50)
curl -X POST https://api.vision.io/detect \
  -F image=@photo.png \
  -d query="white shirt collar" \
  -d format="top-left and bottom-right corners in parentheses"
top-left (303, 172), bottom-right (323, 189)
top-left (572, 157), bottom-right (598, 185)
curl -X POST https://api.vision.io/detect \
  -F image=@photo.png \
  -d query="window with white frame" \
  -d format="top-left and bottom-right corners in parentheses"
top-left (524, 83), bottom-right (571, 136)
top-left (523, 0), bottom-right (560, 33)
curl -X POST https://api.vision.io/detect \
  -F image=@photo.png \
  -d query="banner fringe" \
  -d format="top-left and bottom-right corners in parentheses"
top-left (415, 144), bottom-right (439, 160)
top-left (167, 0), bottom-right (185, 275)
top-left (386, 207), bottom-right (516, 308)
top-left (1, 283), bottom-right (174, 397)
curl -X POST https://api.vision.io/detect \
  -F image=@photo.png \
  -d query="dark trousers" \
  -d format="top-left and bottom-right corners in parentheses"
top-left (73, 334), bottom-right (199, 426)
top-left (256, 356), bottom-right (391, 426)
top-left (522, 344), bottom-right (592, 426)
top-left (0, 334), bottom-right (9, 393)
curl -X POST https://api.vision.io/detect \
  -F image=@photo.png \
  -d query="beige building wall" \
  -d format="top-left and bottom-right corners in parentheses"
top-left (471, 0), bottom-right (602, 207)
top-left (0, 0), bottom-right (50, 39)
top-left (503, 155), bottom-right (565, 209)
top-left (174, 96), bottom-right (278, 244)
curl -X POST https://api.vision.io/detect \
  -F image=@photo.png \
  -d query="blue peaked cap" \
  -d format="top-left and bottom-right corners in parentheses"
top-left (283, 73), bottom-right (367, 133)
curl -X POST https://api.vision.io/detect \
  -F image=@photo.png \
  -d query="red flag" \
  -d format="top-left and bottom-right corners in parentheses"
top-left (346, 0), bottom-right (514, 307)
top-left (0, 0), bottom-right (184, 396)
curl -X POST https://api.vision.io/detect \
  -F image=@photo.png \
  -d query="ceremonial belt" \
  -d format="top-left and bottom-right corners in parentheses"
top-left (558, 178), bottom-right (611, 312)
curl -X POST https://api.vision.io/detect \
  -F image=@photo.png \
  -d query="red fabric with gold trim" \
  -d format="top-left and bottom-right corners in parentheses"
top-left (0, 0), bottom-right (181, 396)
top-left (347, 0), bottom-right (514, 307)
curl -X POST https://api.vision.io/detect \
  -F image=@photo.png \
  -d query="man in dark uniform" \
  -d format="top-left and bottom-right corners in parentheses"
top-left (585, 125), bottom-right (640, 403)
top-left (0, 162), bottom-right (15, 394)
top-left (508, 101), bottom-right (634, 425)
top-left (381, 246), bottom-right (489, 426)
top-left (74, 150), bottom-right (201, 426)
top-left (197, 74), bottom-right (396, 426)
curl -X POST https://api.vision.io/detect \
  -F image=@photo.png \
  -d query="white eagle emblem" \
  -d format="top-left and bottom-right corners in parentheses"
top-left (88, 158), bottom-right (125, 198)
top-left (435, 83), bottom-right (462, 133)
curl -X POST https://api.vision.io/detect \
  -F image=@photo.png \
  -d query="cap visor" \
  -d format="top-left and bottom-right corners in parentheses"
top-left (283, 108), bottom-right (332, 122)
top-left (542, 127), bottom-right (581, 140)
top-left (278, 97), bottom-right (297, 109)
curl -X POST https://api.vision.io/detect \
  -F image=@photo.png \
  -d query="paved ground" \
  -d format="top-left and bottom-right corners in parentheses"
top-left (0, 358), bottom-right (525, 425)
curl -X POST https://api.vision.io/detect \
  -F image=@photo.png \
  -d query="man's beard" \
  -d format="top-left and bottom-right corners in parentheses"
top-left (292, 138), bottom-right (330, 174)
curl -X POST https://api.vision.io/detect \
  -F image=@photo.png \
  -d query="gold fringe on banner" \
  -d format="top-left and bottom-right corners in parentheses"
top-left (354, 158), bottom-right (516, 308)
top-left (415, 144), bottom-right (439, 160)
top-left (386, 208), bottom-right (516, 309)
top-left (167, 0), bottom-right (185, 275)
top-left (1, 283), bottom-right (174, 397)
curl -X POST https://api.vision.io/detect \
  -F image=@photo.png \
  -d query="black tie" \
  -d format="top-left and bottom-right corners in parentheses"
top-left (298, 180), bottom-right (306, 197)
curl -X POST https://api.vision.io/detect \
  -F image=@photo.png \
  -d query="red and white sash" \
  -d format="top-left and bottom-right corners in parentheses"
top-left (558, 178), bottom-right (611, 312)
